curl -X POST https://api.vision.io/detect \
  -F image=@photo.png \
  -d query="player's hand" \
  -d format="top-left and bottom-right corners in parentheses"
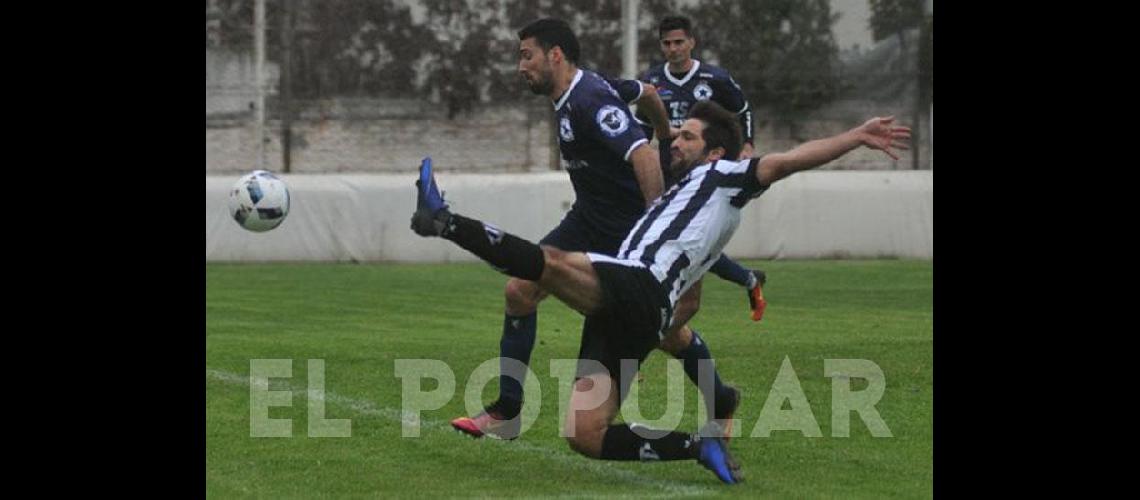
top-left (859, 116), bottom-right (911, 160)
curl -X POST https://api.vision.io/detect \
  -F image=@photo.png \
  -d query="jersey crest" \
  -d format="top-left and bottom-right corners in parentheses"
top-left (693, 81), bottom-right (713, 101)
top-left (559, 116), bottom-right (575, 142)
top-left (596, 105), bottom-right (630, 137)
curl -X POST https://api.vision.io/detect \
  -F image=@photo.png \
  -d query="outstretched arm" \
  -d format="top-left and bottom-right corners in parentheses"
top-left (756, 116), bottom-right (911, 185)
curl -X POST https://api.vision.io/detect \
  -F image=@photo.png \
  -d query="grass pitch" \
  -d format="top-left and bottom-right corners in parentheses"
top-left (207, 260), bottom-right (933, 497)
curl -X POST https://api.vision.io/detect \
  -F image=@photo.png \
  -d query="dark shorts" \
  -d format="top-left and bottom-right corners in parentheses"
top-left (575, 260), bottom-right (673, 401)
top-left (539, 209), bottom-right (628, 255)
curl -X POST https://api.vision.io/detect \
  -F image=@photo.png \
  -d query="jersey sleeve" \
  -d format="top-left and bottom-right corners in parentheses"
top-left (741, 157), bottom-right (769, 193)
top-left (722, 157), bottom-right (768, 194)
top-left (631, 68), bottom-right (659, 133)
top-left (579, 90), bottom-right (648, 162)
top-left (605, 76), bottom-right (644, 105)
top-left (712, 74), bottom-right (754, 145)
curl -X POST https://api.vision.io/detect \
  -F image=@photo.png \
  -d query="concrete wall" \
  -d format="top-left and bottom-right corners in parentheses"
top-left (207, 103), bottom-right (555, 174)
top-left (207, 96), bottom-right (929, 174)
top-left (205, 49), bottom-right (279, 116)
top-left (206, 171), bottom-right (932, 262)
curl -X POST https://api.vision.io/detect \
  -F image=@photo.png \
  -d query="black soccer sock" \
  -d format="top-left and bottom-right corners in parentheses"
top-left (498, 312), bottom-right (537, 405)
top-left (440, 213), bottom-right (545, 282)
top-left (600, 424), bottom-right (695, 461)
top-left (674, 330), bottom-right (734, 419)
top-left (710, 254), bottom-right (755, 289)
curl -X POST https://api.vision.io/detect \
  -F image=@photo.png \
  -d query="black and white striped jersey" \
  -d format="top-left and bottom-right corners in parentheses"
top-left (588, 157), bottom-right (768, 309)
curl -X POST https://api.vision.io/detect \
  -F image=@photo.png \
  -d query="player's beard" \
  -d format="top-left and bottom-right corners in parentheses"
top-left (668, 147), bottom-right (704, 179)
top-left (526, 65), bottom-right (554, 95)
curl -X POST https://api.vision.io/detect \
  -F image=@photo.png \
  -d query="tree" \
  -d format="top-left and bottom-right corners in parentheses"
top-left (207, 0), bottom-right (434, 99)
top-left (300, 0), bottom-right (432, 98)
top-left (681, 0), bottom-right (844, 139)
top-left (869, 0), bottom-right (923, 42)
top-left (869, 0), bottom-right (930, 169)
top-left (421, 0), bottom-right (523, 117)
top-left (418, 0), bottom-right (645, 115)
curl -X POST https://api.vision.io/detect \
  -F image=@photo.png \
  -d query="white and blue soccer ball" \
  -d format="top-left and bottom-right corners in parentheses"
top-left (228, 170), bottom-right (290, 232)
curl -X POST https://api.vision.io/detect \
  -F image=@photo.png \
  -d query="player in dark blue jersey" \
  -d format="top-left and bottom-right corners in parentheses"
top-left (637, 14), bottom-right (769, 323)
top-left (640, 15), bottom-right (756, 170)
top-left (450, 18), bottom-right (739, 443)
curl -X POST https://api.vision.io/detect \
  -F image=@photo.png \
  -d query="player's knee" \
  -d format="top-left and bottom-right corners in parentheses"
top-left (563, 377), bottom-right (610, 458)
top-left (659, 332), bottom-right (687, 354)
top-left (539, 247), bottom-right (569, 276)
top-left (659, 324), bottom-right (693, 354)
top-left (504, 278), bottom-right (541, 312)
top-left (564, 433), bottom-right (590, 457)
top-left (564, 420), bottom-right (606, 458)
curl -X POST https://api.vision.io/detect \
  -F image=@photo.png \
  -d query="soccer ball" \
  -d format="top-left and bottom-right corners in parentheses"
top-left (228, 170), bottom-right (290, 232)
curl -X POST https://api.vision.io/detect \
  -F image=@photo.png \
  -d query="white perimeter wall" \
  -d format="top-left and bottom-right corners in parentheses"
top-left (206, 171), bottom-right (932, 262)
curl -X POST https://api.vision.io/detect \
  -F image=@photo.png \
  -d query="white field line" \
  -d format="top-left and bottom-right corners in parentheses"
top-left (207, 368), bottom-right (716, 497)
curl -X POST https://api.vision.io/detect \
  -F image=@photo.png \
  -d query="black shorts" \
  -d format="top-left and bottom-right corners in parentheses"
top-left (539, 209), bottom-right (628, 255)
top-left (575, 261), bottom-right (673, 400)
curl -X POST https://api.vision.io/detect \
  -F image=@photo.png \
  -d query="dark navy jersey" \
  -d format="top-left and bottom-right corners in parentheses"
top-left (554, 69), bottom-right (651, 240)
top-left (637, 60), bottom-right (754, 182)
top-left (603, 75), bottom-right (644, 105)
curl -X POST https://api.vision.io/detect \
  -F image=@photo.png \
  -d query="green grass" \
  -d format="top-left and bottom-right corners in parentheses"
top-left (207, 260), bottom-right (933, 498)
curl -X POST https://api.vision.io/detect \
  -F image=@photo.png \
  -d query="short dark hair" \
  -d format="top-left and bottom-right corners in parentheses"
top-left (518, 18), bottom-right (580, 65)
top-left (658, 15), bottom-right (694, 39)
top-left (688, 101), bottom-right (742, 161)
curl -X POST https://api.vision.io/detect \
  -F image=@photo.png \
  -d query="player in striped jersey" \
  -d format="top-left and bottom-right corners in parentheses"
top-left (411, 100), bottom-right (909, 484)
